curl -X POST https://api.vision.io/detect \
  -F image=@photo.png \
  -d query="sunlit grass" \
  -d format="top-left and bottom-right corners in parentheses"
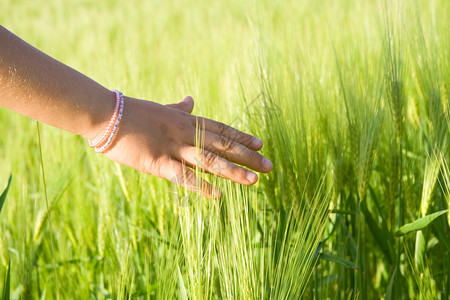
top-left (0, 0), bottom-right (449, 298)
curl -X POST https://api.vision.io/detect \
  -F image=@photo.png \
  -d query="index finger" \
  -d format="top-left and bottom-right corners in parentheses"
top-left (193, 116), bottom-right (263, 151)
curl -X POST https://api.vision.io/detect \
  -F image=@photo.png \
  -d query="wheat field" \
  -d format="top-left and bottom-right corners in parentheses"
top-left (0, 0), bottom-right (449, 299)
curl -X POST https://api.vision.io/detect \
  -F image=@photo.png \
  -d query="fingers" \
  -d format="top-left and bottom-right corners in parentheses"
top-left (160, 158), bottom-right (221, 199)
top-left (154, 97), bottom-right (272, 197)
top-left (199, 131), bottom-right (272, 173)
top-left (179, 146), bottom-right (259, 186)
top-left (167, 96), bottom-right (194, 114)
top-left (193, 116), bottom-right (263, 151)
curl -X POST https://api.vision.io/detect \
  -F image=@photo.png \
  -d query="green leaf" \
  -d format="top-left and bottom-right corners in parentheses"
top-left (313, 238), bottom-right (328, 259)
top-left (0, 174), bottom-right (12, 215)
top-left (89, 283), bottom-right (112, 298)
top-left (431, 217), bottom-right (450, 251)
top-left (414, 230), bottom-right (426, 270)
top-left (319, 252), bottom-right (358, 269)
top-left (395, 210), bottom-right (449, 237)
top-left (384, 265), bottom-right (397, 300)
top-left (361, 199), bottom-right (395, 264)
top-left (311, 274), bottom-right (339, 287)
top-left (177, 265), bottom-right (188, 300)
top-left (2, 260), bottom-right (10, 300)
top-left (329, 209), bottom-right (356, 215)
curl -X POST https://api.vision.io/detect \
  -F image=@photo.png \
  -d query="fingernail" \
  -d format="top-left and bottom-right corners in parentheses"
top-left (252, 138), bottom-right (263, 148)
top-left (247, 171), bottom-right (258, 183)
top-left (183, 96), bottom-right (193, 102)
top-left (262, 158), bottom-right (273, 171)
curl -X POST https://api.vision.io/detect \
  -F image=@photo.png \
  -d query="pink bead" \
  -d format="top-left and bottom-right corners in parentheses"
top-left (95, 91), bottom-right (125, 153)
top-left (88, 90), bottom-right (121, 148)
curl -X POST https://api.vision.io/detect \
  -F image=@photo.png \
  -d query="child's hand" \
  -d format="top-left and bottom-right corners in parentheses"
top-left (100, 96), bottom-right (273, 198)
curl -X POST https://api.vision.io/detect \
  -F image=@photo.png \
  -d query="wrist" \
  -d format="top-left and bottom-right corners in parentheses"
top-left (82, 89), bottom-right (117, 141)
top-left (88, 90), bottom-right (125, 153)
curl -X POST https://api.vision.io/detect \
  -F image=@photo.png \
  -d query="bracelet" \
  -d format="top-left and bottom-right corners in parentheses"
top-left (88, 89), bottom-right (125, 153)
top-left (88, 89), bottom-right (121, 148)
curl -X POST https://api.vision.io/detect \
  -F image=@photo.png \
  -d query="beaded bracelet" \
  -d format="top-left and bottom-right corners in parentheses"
top-left (96, 91), bottom-right (124, 153)
top-left (88, 89), bottom-right (125, 153)
top-left (88, 89), bottom-right (121, 148)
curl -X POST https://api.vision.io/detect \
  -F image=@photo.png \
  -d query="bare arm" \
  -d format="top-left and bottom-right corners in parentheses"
top-left (0, 25), bottom-right (113, 139)
top-left (0, 25), bottom-right (273, 198)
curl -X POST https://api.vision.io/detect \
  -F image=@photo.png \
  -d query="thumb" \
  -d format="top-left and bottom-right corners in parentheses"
top-left (167, 96), bottom-right (194, 114)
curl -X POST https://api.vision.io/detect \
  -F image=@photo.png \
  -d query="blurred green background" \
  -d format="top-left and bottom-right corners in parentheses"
top-left (0, 0), bottom-right (449, 298)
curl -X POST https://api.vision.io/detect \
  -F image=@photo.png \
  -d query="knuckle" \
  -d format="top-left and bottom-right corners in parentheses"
top-left (257, 154), bottom-right (267, 168)
top-left (217, 122), bottom-right (228, 135)
top-left (180, 170), bottom-right (196, 186)
top-left (228, 128), bottom-right (240, 141)
top-left (229, 165), bottom-right (245, 179)
top-left (194, 117), bottom-right (205, 130)
top-left (250, 150), bottom-right (262, 162)
top-left (245, 150), bottom-right (263, 167)
top-left (219, 136), bottom-right (235, 152)
top-left (172, 167), bottom-right (195, 187)
top-left (241, 134), bottom-right (254, 147)
top-left (203, 151), bottom-right (217, 168)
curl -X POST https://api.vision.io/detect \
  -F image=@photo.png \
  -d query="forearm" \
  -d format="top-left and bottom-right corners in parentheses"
top-left (0, 25), bottom-right (112, 140)
top-left (0, 26), bottom-right (273, 198)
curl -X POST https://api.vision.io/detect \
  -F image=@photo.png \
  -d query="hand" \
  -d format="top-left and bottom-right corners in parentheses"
top-left (99, 95), bottom-right (273, 198)
top-left (0, 25), bottom-right (272, 197)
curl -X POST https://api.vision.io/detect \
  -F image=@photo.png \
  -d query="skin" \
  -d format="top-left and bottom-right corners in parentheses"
top-left (0, 25), bottom-right (273, 198)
